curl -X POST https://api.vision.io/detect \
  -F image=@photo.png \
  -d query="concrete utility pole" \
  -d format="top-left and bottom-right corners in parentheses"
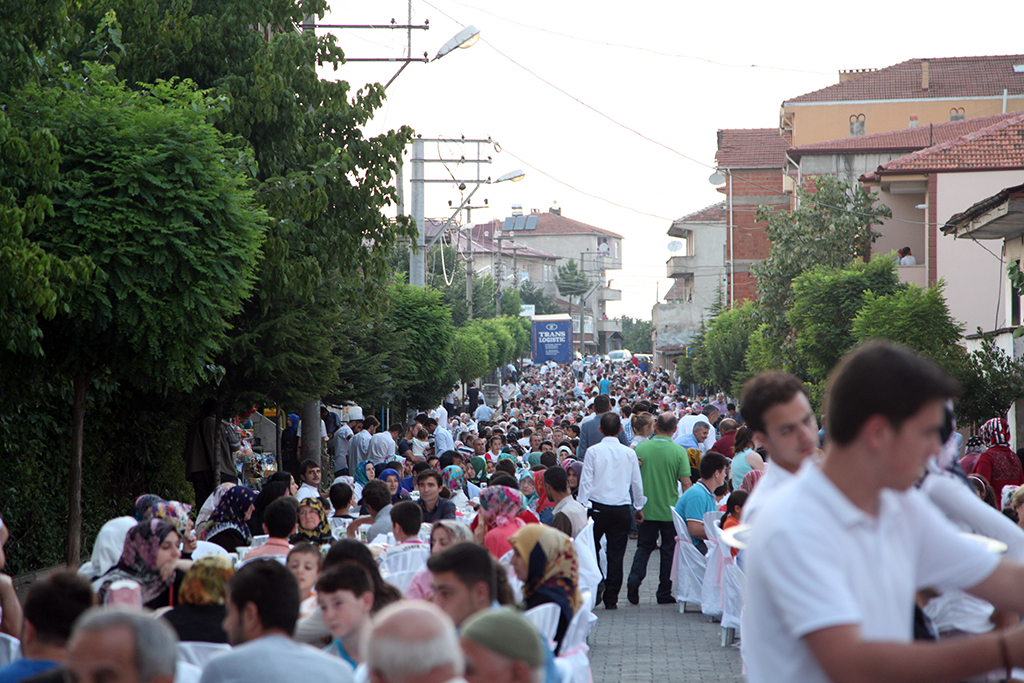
top-left (410, 138), bottom-right (426, 286)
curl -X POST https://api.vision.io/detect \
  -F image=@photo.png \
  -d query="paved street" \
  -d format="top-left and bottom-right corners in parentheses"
top-left (588, 539), bottom-right (744, 683)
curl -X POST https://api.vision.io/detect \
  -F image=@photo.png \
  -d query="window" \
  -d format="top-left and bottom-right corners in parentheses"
top-left (950, 107), bottom-right (966, 122)
top-left (849, 113), bottom-right (866, 137)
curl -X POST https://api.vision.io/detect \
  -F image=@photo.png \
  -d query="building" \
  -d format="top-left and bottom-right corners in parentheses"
top-left (474, 208), bottom-right (624, 353)
top-left (652, 201), bottom-right (728, 370)
top-left (781, 55), bottom-right (1024, 147)
top-left (860, 113), bottom-right (1024, 333)
top-left (714, 128), bottom-right (792, 305)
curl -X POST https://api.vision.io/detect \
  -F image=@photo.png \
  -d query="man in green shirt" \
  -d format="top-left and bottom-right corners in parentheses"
top-left (627, 412), bottom-right (692, 605)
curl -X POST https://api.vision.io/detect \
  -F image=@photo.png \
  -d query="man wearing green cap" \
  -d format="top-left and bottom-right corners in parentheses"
top-left (460, 608), bottom-right (546, 683)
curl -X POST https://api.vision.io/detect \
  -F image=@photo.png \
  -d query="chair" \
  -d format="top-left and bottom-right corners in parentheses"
top-left (176, 642), bottom-right (231, 669)
top-left (573, 520), bottom-right (601, 612)
top-left (498, 549), bottom-right (524, 603)
top-left (250, 534), bottom-right (269, 547)
top-left (380, 544), bottom-right (430, 594)
top-left (0, 632), bottom-right (21, 667)
top-left (191, 541), bottom-right (230, 561)
top-left (701, 511), bottom-right (725, 619)
top-left (670, 506), bottom-right (706, 613)
top-left (557, 599), bottom-right (594, 683)
top-left (330, 517), bottom-right (352, 539)
top-left (524, 603), bottom-right (561, 650)
top-left (721, 563), bottom-right (745, 646)
top-left (236, 554), bottom-right (288, 569)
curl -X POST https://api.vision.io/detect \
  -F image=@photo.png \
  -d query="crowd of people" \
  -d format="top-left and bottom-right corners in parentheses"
top-left (4, 344), bottom-right (1024, 683)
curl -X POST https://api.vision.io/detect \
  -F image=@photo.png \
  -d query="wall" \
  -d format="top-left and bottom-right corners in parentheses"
top-left (724, 168), bottom-right (790, 305)
top-left (873, 190), bottom-right (925, 260)
top-left (785, 96), bottom-right (1024, 147)
top-left (799, 152), bottom-right (906, 183)
top-left (937, 170), bottom-right (1024, 333)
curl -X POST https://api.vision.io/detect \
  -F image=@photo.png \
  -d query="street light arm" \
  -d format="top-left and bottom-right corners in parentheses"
top-left (426, 184), bottom-right (482, 249)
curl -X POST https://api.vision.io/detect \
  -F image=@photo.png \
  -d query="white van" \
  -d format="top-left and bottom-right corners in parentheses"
top-left (608, 349), bottom-right (632, 364)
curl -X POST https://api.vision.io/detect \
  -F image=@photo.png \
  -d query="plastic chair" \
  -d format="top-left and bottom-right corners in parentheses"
top-left (381, 544), bottom-right (430, 594)
top-left (191, 541), bottom-right (230, 561)
top-left (524, 603), bottom-right (561, 649)
top-left (0, 633), bottom-right (21, 667)
top-left (701, 511), bottom-right (725, 619)
top-left (498, 549), bottom-right (524, 603)
top-left (330, 517), bottom-right (352, 539)
top-left (573, 520), bottom-right (601, 611)
top-left (176, 641), bottom-right (231, 669)
top-left (557, 600), bottom-right (594, 683)
top-left (670, 506), bottom-right (706, 613)
top-left (250, 534), bottom-right (269, 547)
top-left (236, 554), bottom-right (288, 570)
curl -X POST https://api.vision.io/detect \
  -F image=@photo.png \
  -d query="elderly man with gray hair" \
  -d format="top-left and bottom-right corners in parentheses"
top-left (66, 607), bottom-right (179, 683)
top-left (364, 602), bottom-right (465, 683)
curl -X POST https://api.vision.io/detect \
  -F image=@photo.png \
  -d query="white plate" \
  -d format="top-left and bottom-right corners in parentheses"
top-left (719, 524), bottom-right (752, 550)
top-left (960, 532), bottom-right (1008, 554)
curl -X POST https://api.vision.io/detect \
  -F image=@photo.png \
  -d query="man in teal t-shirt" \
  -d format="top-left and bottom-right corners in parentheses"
top-left (627, 413), bottom-right (692, 605)
top-left (675, 452), bottom-right (729, 555)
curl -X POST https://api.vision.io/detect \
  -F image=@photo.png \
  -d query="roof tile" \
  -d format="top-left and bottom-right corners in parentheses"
top-left (869, 113), bottom-right (1024, 175)
top-left (674, 201), bottom-right (728, 224)
top-left (786, 54), bottom-right (1024, 104)
top-left (715, 128), bottom-right (790, 169)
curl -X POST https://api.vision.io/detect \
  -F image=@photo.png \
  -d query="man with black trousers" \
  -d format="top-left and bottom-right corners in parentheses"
top-left (577, 412), bottom-right (646, 609)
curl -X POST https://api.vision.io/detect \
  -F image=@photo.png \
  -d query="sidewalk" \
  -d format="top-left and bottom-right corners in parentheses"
top-left (588, 540), bottom-right (744, 683)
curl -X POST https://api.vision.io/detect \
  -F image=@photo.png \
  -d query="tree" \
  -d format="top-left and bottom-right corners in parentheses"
top-left (700, 302), bottom-right (759, 395)
top-left (519, 281), bottom-right (559, 315)
top-left (451, 328), bottom-right (490, 387)
top-left (851, 282), bottom-right (963, 362)
top-left (2, 69), bottom-right (266, 564)
top-left (387, 283), bottom-right (455, 412)
top-left (788, 256), bottom-right (905, 382)
top-left (753, 175), bottom-right (891, 343)
top-left (951, 332), bottom-right (1024, 428)
top-left (620, 317), bottom-right (653, 353)
top-left (556, 259), bottom-right (590, 300)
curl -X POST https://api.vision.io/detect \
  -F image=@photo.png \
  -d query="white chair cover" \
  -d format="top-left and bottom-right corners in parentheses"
top-left (381, 545), bottom-right (430, 594)
top-left (192, 540), bottom-right (230, 561)
top-left (0, 632), bottom-right (21, 667)
top-left (701, 511), bottom-right (725, 618)
top-left (524, 603), bottom-right (561, 649)
top-left (236, 554), bottom-right (288, 569)
top-left (573, 520), bottom-right (601, 611)
top-left (174, 660), bottom-right (203, 683)
top-left (176, 641), bottom-right (231, 669)
top-left (557, 599), bottom-right (594, 683)
top-left (330, 517), bottom-right (352, 539)
top-left (670, 506), bottom-right (706, 612)
top-left (498, 549), bottom-right (524, 603)
top-left (249, 534), bottom-right (269, 547)
top-left (721, 563), bottom-right (745, 645)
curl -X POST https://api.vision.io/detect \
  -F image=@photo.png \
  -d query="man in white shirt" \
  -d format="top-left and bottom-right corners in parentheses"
top-left (428, 417), bottom-right (455, 455)
top-left (368, 423), bottom-right (400, 464)
top-left (578, 413), bottom-right (646, 610)
top-left (431, 404), bottom-right (449, 432)
top-left (474, 402), bottom-right (495, 423)
top-left (743, 341), bottom-right (1024, 683)
top-left (350, 415), bottom-right (376, 466)
top-left (738, 371), bottom-right (820, 526)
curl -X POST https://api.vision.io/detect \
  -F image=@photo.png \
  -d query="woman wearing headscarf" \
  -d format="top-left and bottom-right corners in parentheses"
top-left (442, 466), bottom-right (469, 507)
top-left (508, 524), bottom-right (581, 654)
top-left (162, 555), bottom-right (235, 643)
top-left (468, 456), bottom-right (488, 485)
top-left (79, 516), bottom-right (138, 591)
top-left (974, 417), bottom-right (1023, 502)
top-left (133, 494), bottom-right (166, 521)
top-left (150, 501), bottom-right (197, 557)
top-left (380, 467), bottom-right (412, 504)
top-left (353, 460), bottom-right (375, 503)
top-left (290, 497), bottom-right (333, 545)
top-left (197, 485), bottom-right (258, 553)
top-left (477, 486), bottom-right (525, 558)
top-left (519, 473), bottom-right (539, 510)
top-left (248, 480), bottom-right (290, 537)
top-left (960, 435), bottom-right (987, 475)
top-left (281, 412), bottom-right (301, 480)
top-left (195, 482), bottom-right (234, 530)
top-left (532, 470), bottom-right (557, 526)
top-left (565, 460), bottom-right (583, 499)
top-left (96, 519), bottom-right (185, 609)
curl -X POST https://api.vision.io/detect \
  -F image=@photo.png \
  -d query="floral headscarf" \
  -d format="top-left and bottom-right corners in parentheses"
top-left (99, 519), bottom-right (179, 605)
top-left (134, 494), bottom-right (166, 521)
top-left (509, 524), bottom-right (581, 625)
top-left (180, 555), bottom-right (235, 606)
top-left (478, 486), bottom-right (523, 530)
top-left (197, 486), bottom-right (256, 543)
top-left (532, 471), bottom-right (555, 513)
top-left (196, 483), bottom-right (234, 528)
top-left (966, 435), bottom-right (986, 454)
top-left (442, 466), bottom-right (465, 493)
top-left (290, 497), bottom-right (333, 544)
top-left (981, 418), bottom-right (1011, 448)
top-left (149, 501), bottom-right (193, 537)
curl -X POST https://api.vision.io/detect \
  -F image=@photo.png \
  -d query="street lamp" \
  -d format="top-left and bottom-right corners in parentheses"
top-left (433, 25), bottom-right (481, 61)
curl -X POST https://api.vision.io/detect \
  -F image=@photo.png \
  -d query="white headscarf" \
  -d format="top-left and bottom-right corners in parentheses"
top-left (78, 516), bottom-right (137, 584)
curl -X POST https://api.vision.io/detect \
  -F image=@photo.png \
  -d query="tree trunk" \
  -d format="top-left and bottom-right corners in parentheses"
top-left (300, 400), bottom-right (321, 467)
top-left (67, 371), bottom-right (88, 568)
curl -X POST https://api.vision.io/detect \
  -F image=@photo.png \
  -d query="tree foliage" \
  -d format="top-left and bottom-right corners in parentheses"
top-left (620, 317), bottom-right (653, 354)
top-left (753, 175), bottom-right (891, 340)
top-left (951, 332), bottom-right (1024, 427)
top-left (519, 281), bottom-right (559, 315)
top-left (556, 259), bottom-right (590, 298)
top-left (699, 302), bottom-right (758, 395)
top-left (850, 282), bottom-right (963, 361)
top-left (387, 283), bottom-right (455, 411)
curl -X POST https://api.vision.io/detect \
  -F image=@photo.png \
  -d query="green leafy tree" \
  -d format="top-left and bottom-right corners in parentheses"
top-left (700, 302), bottom-right (759, 394)
top-left (519, 281), bottom-right (559, 315)
top-left (620, 317), bottom-right (653, 353)
top-left (388, 283), bottom-right (455, 412)
top-left (452, 328), bottom-right (491, 387)
top-left (753, 176), bottom-right (891, 343)
top-left (788, 256), bottom-right (905, 382)
top-left (950, 332), bottom-right (1024, 427)
top-left (2, 68), bottom-right (267, 564)
top-left (850, 282), bottom-right (963, 361)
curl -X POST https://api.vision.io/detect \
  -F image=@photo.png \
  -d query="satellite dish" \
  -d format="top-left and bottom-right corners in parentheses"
top-left (667, 241), bottom-right (683, 252)
top-left (709, 171), bottom-right (726, 185)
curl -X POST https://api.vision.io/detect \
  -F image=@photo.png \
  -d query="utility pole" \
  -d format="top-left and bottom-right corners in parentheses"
top-left (466, 253), bottom-right (474, 319)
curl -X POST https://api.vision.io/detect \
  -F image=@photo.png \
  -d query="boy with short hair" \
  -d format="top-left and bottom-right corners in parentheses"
top-left (317, 564), bottom-right (375, 671)
top-left (287, 543), bottom-right (322, 620)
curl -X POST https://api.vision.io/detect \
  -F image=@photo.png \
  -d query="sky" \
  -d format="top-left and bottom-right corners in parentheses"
top-left (318, 0), bottom-right (1024, 320)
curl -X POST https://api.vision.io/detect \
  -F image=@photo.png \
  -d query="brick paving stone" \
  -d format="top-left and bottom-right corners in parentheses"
top-left (587, 539), bottom-right (743, 683)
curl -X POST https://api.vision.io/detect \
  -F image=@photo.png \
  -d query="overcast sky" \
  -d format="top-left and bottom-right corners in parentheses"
top-left (318, 0), bottom-right (1024, 320)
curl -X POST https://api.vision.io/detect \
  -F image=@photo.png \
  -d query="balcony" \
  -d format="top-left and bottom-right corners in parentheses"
top-left (597, 287), bottom-right (621, 301)
top-left (597, 319), bottom-right (622, 334)
top-left (667, 255), bottom-right (695, 279)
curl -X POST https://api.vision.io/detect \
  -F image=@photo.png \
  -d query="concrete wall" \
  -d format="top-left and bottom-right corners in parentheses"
top-left (785, 97), bottom-right (1024, 147)
top-left (937, 170), bottom-right (1024, 334)
top-left (873, 190), bottom-right (925, 260)
top-left (799, 152), bottom-right (907, 184)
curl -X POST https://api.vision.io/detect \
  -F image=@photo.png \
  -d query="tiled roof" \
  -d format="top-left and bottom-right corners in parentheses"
top-left (865, 113), bottom-right (1024, 177)
top-left (785, 55), bottom-right (1024, 104)
top-left (715, 128), bottom-right (790, 169)
top-left (788, 112), bottom-right (1024, 159)
top-left (941, 183), bottom-right (1024, 235)
top-left (424, 219), bottom-right (561, 260)
top-left (477, 212), bottom-right (623, 239)
top-left (674, 201), bottom-right (728, 224)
